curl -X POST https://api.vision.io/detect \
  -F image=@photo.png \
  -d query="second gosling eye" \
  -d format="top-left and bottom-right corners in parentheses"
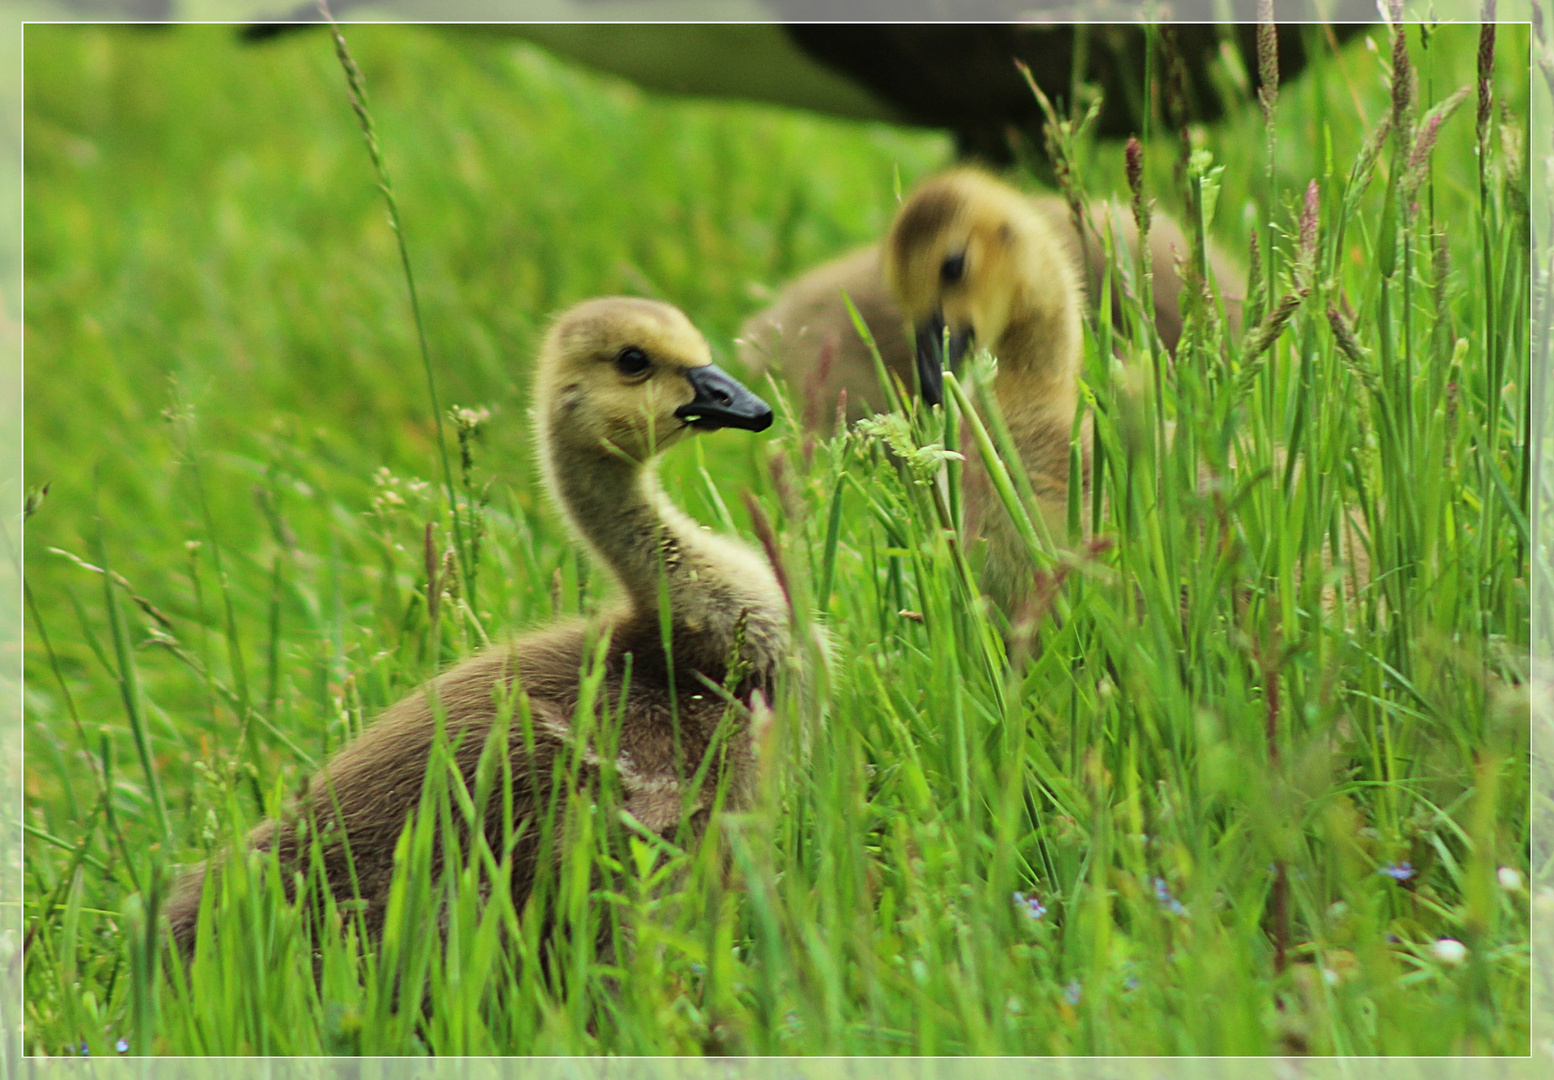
top-left (940, 252), bottom-right (966, 284)
top-left (615, 347), bottom-right (652, 377)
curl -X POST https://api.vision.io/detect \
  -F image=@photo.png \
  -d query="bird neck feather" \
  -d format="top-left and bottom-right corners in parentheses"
top-left (994, 286), bottom-right (1081, 405)
top-left (539, 424), bottom-right (789, 678)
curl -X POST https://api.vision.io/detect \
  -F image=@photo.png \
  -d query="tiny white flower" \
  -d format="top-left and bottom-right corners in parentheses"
top-left (1432, 938), bottom-right (1467, 965)
top-left (1322, 968), bottom-right (1340, 987)
top-left (1497, 866), bottom-right (1523, 892)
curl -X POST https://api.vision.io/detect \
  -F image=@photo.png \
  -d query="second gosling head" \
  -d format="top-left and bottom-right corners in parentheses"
top-left (884, 169), bottom-right (1082, 407)
top-left (535, 297), bottom-right (772, 465)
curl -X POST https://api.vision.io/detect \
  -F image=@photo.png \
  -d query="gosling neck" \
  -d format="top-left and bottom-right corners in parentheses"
top-left (541, 416), bottom-right (789, 686)
top-left (991, 266), bottom-right (1082, 412)
top-left (539, 435), bottom-right (674, 609)
top-left (547, 413), bottom-right (752, 634)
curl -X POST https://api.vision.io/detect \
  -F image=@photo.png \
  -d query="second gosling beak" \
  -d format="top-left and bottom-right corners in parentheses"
top-left (676, 363), bottom-right (774, 432)
top-left (913, 312), bottom-right (973, 408)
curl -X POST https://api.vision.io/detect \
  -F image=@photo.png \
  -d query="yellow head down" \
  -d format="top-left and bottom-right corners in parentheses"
top-left (884, 168), bottom-right (1081, 406)
top-left (534, 297), bottom-right (772, 464)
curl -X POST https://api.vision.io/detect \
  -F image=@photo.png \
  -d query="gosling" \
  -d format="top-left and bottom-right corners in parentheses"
top-left (885, 170), bottom-right (1366, 617)
top-left (740, 183), bottom-right (1242, 431)
top-left (166, 297), bottom-right (788, 955)
top-left (883, 168), bottom-right (1091, 613)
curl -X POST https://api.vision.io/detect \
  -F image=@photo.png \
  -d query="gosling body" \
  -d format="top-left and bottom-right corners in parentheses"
top-left (881, 171), bottom-right (1365, 616)
top-left (879, 169), bottom-right (1091, 612)
top-left (167, 297), bottom-right (786, 953)
top-left (740, 186), bottom-right (1243, 432)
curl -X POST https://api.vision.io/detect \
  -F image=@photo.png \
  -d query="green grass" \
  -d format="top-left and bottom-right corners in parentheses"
top-left (21, 21), bottom-right (1533, 1055)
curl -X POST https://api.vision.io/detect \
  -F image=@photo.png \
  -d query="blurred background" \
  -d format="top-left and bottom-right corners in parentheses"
top-left (22, 11), bottom-right (1417, 616)
top-left (10, 3), bottom-right (1550, 1057)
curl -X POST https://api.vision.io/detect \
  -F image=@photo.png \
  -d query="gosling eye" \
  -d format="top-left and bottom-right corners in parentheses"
top-left (940, 252), bottom-right (966, 284)
top-left (615, 346), bottom-right (652, 378)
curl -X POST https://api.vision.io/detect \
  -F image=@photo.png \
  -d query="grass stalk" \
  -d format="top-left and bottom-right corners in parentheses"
top-left (319, 2), bottom-right (475, 613)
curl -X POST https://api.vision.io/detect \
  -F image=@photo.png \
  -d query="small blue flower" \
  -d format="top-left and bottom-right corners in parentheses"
top-left (1123, 975), bottom-right (1141, 992)
top-left (1063, 980), bottom-right (1082, 1006)
top-left (1152, 877), bottom-right (1188, 916)
top-left (78, 1041), bottom-right (89, 1057)
top-left (1012, 891), bottom-right (1047, 920)
top-left (1380, 862), bottom-right (1415, 882)
top-left (116, 1038), bottom-right (129, 1055)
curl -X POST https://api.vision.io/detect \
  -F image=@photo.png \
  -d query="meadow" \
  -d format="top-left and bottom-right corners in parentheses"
top-left (21, 20), bottom-right (1535, 1055)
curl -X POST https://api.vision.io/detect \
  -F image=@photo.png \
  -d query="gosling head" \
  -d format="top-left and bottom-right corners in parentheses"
top-left (535, 297), bottom-right (772, 464)
top-left (884, 169), bottom-right (1073, 407)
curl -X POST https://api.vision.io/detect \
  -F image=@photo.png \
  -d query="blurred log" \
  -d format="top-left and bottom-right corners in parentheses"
top-left (238, 3), bottom-right (1374, 165)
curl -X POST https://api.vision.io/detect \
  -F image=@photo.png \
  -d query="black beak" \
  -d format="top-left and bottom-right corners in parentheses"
top-left (675, 363), bottom-right (773, 432)
top-left (913, 312), bottom-right (973, 408)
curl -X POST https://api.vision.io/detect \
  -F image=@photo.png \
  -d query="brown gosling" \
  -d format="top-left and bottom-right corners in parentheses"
top-left (884, 170), bottom-right (1366, 617)
top-left (166, 297), bottom-right (788, 956)
top-left (882, 168), bottom-right (1091, 613)
top-left (739, 182), bottom-right (1243, 432)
